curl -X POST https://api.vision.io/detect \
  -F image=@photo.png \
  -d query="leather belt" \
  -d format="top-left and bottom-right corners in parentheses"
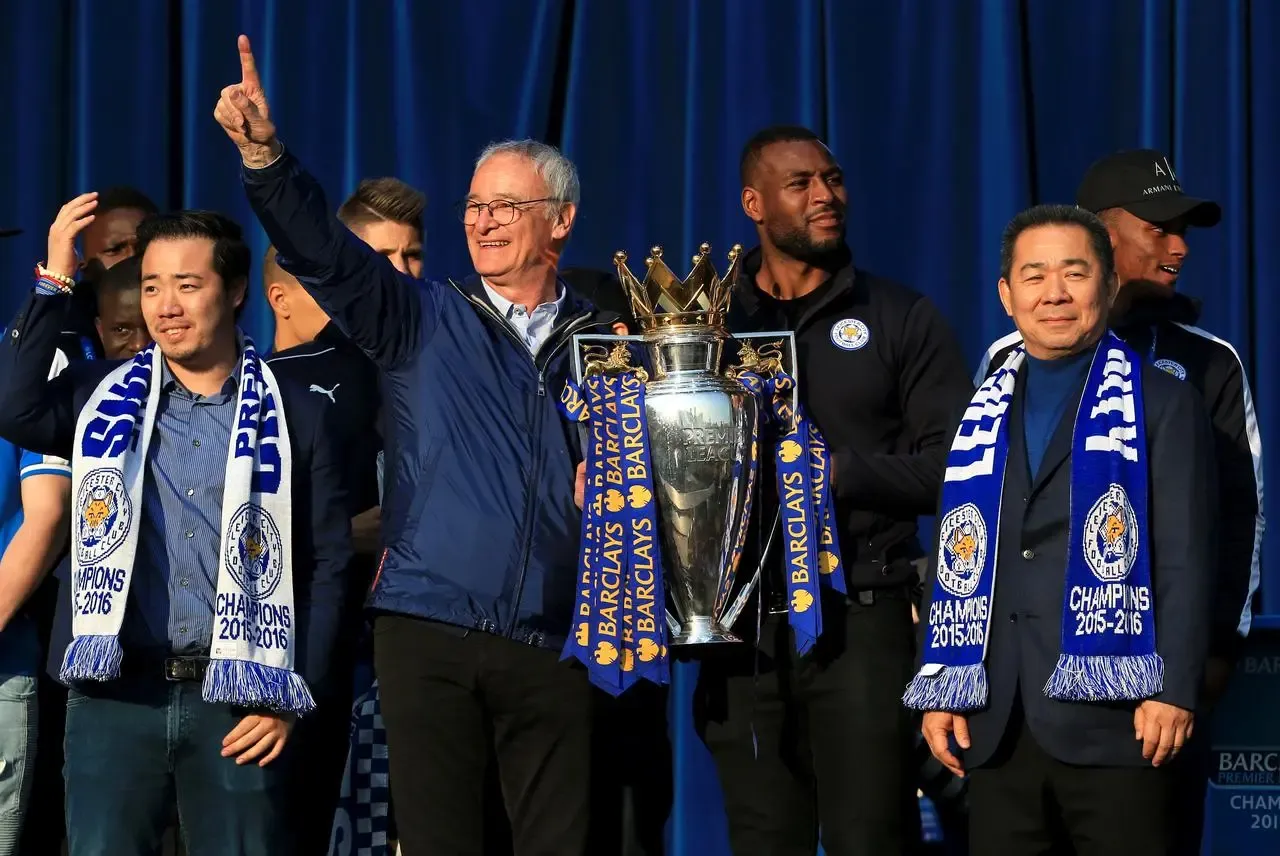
top-left (162, 656), bottom-right (210, 682)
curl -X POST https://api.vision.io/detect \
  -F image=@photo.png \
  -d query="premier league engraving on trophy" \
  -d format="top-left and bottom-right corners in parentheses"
top-left (561, 243), bottom-right (795, 658)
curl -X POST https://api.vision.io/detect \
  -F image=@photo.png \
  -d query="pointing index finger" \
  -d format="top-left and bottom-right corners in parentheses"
top-left (238, 34), bottom-right (261, 88)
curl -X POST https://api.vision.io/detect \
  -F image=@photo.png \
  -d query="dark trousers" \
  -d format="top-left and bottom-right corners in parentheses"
top-left (694, 590), bottom-right (921, 856)
top-left (1166, 706), bottom-right (1213, 856)
top-left (373, 614), bottom-right (598, 856)
top-left (968, 716), bottom-right (1172, 856)
top-left (287, 687), bottom-right (355, 855)
top-left (63, 677), bottom-right (293, 856)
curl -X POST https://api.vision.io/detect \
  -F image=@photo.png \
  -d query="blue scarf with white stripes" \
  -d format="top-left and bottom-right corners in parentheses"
top-left (904, 334), bottom-right (1161, 711)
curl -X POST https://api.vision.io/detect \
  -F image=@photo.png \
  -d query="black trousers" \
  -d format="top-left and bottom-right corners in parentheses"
top-left (694, 590), bottom-right (921, 856)
top-left (373, 614), bottom-right (598, 856)
top-left (1166, 704), bottom-right (1213, 856)
top-left (968, 715), bottom-right (1172, 856)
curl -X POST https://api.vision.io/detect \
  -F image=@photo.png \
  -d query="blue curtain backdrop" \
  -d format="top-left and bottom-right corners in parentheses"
top-left (1, 1), bottom-right (1277, 852)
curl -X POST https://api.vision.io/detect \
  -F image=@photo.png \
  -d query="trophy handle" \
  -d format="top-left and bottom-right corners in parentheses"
top-left (719, 508), bottom-right (780, 630)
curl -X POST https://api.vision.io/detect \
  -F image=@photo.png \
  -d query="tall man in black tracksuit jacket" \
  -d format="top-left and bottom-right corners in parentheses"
top-left (976, 149), bottom-right (1264, 855)
top-left (693, 125), bottom-right (974, 856)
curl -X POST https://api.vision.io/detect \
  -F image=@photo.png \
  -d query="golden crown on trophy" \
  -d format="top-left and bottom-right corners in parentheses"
top-left (613, 242), bottom-right (744, 331)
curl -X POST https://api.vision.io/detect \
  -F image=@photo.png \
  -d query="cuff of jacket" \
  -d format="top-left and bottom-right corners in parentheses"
top-left (239, 143), bottom-right (293, 184)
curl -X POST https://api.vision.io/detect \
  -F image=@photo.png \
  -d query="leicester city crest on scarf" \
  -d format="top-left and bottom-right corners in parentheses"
top-left (904, 334), bottom-right (1160, 712)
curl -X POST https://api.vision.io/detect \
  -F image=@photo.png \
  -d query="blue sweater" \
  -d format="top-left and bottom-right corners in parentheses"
top-left (1022, 349), bottom-right (1093, 477)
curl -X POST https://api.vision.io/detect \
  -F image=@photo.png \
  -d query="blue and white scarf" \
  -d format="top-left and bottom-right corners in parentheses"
top-left (329, 680), bottom-right (392, 856)
top-left (904, 334), bottom-right (1160, 711)
top-left (61, 337), bottom-right (315, 713)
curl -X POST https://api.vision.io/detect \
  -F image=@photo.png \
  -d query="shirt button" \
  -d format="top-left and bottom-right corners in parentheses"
top-left (179, 626), bottom-right (188, 634)
top-left (186, 488), bottom-right (194, 497)
top-left (185, 530), bottom-right (194, 539)
top-left (180, 578), bottom-right (190, 587)
top-left (1009, 613), bottom-right (1018, 623)
top-left (1022, 549), bottom-right (1035, 560)
top-left (192, 439), bottom-right (201, 448)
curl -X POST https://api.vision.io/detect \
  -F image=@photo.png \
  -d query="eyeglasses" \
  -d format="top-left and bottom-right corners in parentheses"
top-left (456, 197), bottom-right (559, 225)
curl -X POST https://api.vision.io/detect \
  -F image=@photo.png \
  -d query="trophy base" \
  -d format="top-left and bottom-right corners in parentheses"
top-left (670, 615), bottom-right (741, 646)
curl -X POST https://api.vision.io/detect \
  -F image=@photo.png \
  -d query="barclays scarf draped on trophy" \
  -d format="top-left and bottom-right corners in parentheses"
top-left (558, 243), bottom-right (846, 696)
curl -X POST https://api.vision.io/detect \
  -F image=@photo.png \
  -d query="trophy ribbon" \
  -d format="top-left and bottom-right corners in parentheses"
top-left (734, 367), bottom-right (846, 655)
top-left (558, 371), bottom-right (670, 696)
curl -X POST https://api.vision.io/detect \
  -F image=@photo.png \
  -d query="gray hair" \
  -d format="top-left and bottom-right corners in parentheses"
top-left (474, 139), bottom-right (581, 217)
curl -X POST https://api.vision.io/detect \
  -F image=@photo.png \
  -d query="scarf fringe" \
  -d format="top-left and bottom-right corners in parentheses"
top-left (59, 634), bottom-right (124, 683)
top-left (902, 663), bottom-right (989, 712)
top-left (202, 659), bottom-right (317, 715)
top-left (1043, 653), bottom-right (1165, 702)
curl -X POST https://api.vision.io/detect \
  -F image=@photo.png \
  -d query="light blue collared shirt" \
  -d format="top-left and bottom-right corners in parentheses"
top-left (482, 280), bottom-right (565, 355)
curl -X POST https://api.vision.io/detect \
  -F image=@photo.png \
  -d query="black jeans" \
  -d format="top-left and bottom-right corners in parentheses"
top-left (968, 714), bottom-right (1173, 856)
top-left (694, 590), bottom-right (921, 856)
top-left (373, 614), bottom-right (597, 856)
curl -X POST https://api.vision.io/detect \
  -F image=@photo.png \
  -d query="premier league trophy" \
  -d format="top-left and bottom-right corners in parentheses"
top-left (612, 242), bottom-right (760, 645)
top-left (560, 240), bottom-right (799, 689)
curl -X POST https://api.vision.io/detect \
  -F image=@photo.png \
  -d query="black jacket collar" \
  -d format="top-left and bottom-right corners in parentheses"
top-left (1111, 289), bottom-right (1202, 331)
top-left (729, 244), bottom-right (858, 331)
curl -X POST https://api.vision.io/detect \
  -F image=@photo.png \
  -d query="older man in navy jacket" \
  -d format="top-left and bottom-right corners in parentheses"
top-left (912, 205), bottom-right (1216, 856)
top-left (0, 204), bottom-right (351, 854)
top-left (215, 36), bottom-right (626, 856)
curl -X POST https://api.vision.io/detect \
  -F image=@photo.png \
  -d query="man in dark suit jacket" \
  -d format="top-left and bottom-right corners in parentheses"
top-left (0, 201), bottom-right (350, 855)
top-left (914, 204), bottom-right (1216, 856)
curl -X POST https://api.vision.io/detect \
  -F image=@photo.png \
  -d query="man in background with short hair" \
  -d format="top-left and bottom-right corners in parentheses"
top-left (335, 177), bottom-right (425, 278)
top-left (92, 255), bottom-right (151, 360)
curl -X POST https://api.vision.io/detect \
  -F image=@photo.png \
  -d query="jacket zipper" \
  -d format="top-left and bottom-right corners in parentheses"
top-left (453, 282), bottom-right (608, 639)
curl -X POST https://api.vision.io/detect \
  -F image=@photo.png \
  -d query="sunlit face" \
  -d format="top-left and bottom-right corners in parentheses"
top-left (1106, 208), bottom-right (1190, 290)
top-left (95, 286), bottom-right (151, 360)
top-left (352, 220), bottom-right (423, 278)
top-left (464, 152), bottom-right (574, 285)
top-left (140, 238), bottom-right (244, 364)
top-left (742, 140), bottom-right (847, 263)
top-left (999, 224), bottom-right (1115, 360)
top-left (83, 207), bottom-right (148, 269)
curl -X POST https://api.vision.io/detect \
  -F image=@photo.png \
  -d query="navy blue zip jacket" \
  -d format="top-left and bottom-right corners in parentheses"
top-left (242, 149), bottom-right (620, 650)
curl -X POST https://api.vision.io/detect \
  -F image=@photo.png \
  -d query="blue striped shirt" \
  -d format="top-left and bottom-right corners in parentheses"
top-left (123, 362), bottom-right (240, 654)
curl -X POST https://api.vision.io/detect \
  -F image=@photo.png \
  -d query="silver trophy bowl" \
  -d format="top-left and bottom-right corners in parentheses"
top-left (640, 326), bottom-right (758, 644)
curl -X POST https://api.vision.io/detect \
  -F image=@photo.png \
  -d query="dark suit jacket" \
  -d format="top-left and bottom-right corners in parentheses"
top-left (921, 358), bottom-right (1217, 768)
top-left (0, 289), bottom-right (353, 703)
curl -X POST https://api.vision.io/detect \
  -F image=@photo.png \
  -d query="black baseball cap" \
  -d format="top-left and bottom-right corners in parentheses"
top-left (1076, 149), bottom-right (1221, 227)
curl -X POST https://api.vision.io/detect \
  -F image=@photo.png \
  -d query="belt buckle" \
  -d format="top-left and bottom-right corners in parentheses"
top-left (164, 657), bottom-right (199, 681)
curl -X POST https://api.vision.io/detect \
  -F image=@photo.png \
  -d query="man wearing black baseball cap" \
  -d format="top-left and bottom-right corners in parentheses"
top-left (976, 149), bottom-right (1263, 856)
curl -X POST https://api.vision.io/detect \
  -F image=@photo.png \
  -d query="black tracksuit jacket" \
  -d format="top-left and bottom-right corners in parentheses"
top-left (727, 246), bottom-right (975, 594)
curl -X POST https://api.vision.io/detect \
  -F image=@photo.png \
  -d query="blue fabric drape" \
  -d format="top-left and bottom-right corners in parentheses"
top-left (1, 2), bottom-right (1276, 853)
